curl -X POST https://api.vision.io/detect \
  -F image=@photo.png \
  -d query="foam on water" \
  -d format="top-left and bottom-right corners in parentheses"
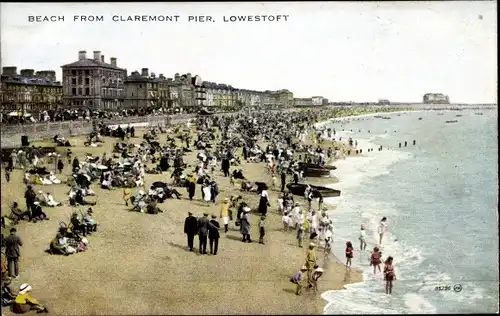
top-left (316, 111), bottom-right (499, 314)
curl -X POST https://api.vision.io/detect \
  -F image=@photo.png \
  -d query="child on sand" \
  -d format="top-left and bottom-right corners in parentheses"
top-left (290, 266), bottom-right (308, 295)
top-left (259, 216), bottom-right (266, 244)
top-left (309, 264), bottom-right (324, 292)
top-left (282, 212), bottom-right (290, 231)
top-left (297, 224), bottom-right (305, 248)
top-left (123, 188), bottom-right (132, 206)
top-left (345, 241), bottom-right (354, 267)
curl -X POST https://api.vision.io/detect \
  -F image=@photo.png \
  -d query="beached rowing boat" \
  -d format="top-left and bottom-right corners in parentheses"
top-left (298, 162), bottom-right (337, 171)
top-left (445, 120), bottom-right (458, 123)
top-left (301, 167), bottom-right (331, 177)
top-left (286, 183), bottom-right (341, 198)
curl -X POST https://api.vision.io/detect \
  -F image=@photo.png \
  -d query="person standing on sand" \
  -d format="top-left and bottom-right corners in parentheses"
top-left (290, 266), bottom-right (308, 295)
top-left (197, 212), bottom-right (210, 254)
top-left (383, 256), bottom-right (396, 294)
top-left (208, 215), bottom-right (220, 255)
top-left (240, 206), bottom-right (252, 243)
top-left (345, 241), bottom-right (354, 267)
top-left (5, 228), bottom-right (22, 279)
top-left (378, 217), bottom-right (388, 245)
top-left (305, 243), bottom-right (317, 286)
top-left (184, 212), bottom-right (198, 252)
top-left (220, 198), bottom-right (230, 233)
top-left (280, 169), bottom-right (286, 192)
top-left (123, 188), bottom-right (132, 206)
top-left (258, 186), bottom-right (270, 216)
top-left (187, 174), bottom-right (196, 201)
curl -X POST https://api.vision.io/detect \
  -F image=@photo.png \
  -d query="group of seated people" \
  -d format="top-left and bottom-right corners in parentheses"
top-left (24, 171), bottom-right (62, 185)
top-left (130, 191), bottom-right (164, 214)
top-left (1, 279), bottom-right (48, 314)
top-left (36, 191), bottom-right (62, 207)
top-left (69, 189), bottom-right (97, 206)
top-left (2, 202), bottom-right (50, 226)
top-left (49, 209), bottom-right (97, 255)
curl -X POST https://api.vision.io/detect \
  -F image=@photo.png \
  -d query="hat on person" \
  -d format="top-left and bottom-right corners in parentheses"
top-left (188, 211), bottom-right (193, 215)
top-left (19, 284), bottom-right (32, 294)
top-left (211, 215), bottom-right (217, 219)
top-left (300, 265), bottom-right (308, 271)
top-left (224, 197), bottom-right (229, 202)
top-left (309, 242), bottom-right (316, 247)
top-left (87, 208), bottom-right (93, 214)
top-left (38, 190), bottom-right (43, 194)
top-left (203, 212), bottom-right (209, 216)
top-left (315, 267), bottom-right (324, 273)
top-left (243, 207), bottom-right (251, 213)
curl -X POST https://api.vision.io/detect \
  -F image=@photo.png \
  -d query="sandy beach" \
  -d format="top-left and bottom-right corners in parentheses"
top-left (0, 111), bottom-right (373, 315)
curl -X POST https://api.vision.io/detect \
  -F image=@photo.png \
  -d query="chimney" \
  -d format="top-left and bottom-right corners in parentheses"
top-left (150, 72), bottom-right (156, 78)
top-left (47, 71), bottom-right (56, 82)
top-left (141, 68), bottom-right (149, 77)
top-left (101, 55), bottom-right (105, 63)
top-left (20, 69), bottom-right (35, 77)
top-left (93, 51), bottom-right (101, 61)
top-left (110, 57), bottom-right (117, 67)
top-left (2, 66), bottom-right (18, 76)
top-left (78, 50), bottom-right (87, 60)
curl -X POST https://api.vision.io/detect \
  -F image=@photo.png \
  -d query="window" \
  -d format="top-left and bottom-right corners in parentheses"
top-left (85, 88), bottom-right (90, 95)
top-left (78, 70), bottom-right (83, 75)
top-left (85, 78), bottom-right (90, 85)
top-left (72, 78), bottom-right (77, 85)
top-left (72, 88), bottom-right (77, 96)
top-left (78, 77), bottom-right (83, 85)
top-left (78, 88), bottom-right (83, 95)
top-left (89, 100), bottom-right (93, 106)
top-left (85, 70), bottom-right (89, 75)
top-left (72, 70), bottom-right (76, 76)
top-left (138, 84), bottom-right (142, 89)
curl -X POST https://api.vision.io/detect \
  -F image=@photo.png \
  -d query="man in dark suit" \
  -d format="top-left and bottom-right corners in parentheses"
top-left (197, 213), bottom-right (210, 254)
top-left (4, 227), bottom-right (23, 279)
top-left (208, 215), bottom-right (221, 255)
top-left (184, 211), bottom-right (198, 251)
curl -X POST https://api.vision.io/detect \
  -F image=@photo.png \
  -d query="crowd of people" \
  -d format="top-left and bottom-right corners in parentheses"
top-left (1, 108), bottom-right (398, 314)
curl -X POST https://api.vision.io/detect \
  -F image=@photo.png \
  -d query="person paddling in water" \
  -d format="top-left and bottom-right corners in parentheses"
top-left (370, 246), bottom-right (382, 274)
top-left (383, 256), bottom-right (396, 294)
top-left (378, 217), bottom-right (387, 245)
top-left (345, 241), bottom-right (354, 268)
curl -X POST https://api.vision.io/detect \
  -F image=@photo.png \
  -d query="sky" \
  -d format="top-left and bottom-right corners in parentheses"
top-left (0, 2), bottom-right (497, 104)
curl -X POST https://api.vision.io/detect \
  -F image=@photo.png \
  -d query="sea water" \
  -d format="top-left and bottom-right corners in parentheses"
top-left (318, 109), bottom-right (499, 314)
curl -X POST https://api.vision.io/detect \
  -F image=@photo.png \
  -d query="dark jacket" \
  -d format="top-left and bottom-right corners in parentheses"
top-left (197, 216), bottom-right (210, 235)
top-left (184, 215), bottom-right (198, 235)
top-left (4, 233), bottom-right (22, 258)
top-left (24, 189), bottom-right (36, 203)
top-left (208, 220), bottom-right (220, 239)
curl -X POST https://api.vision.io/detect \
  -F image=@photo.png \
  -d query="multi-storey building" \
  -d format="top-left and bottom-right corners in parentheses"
top-left (1, 66), bottom-right (63, 114)
top-left (312, 96), bottom-right (326, 106)
top-left (294, 97), bottom-right (313, 107)
top-left (274, 89), bottom-right (294, 107)
top-left (61, 50), bottom-right (127, 109)
top-left (423, 93), bottom-right (450, 104)
top-left (202, 81), bottom-right (216, 107)
top-left (124, 68), bottom-right (169, 110)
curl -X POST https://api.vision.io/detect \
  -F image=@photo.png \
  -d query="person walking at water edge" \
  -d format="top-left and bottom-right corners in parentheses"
top-left (378, 217), bottom-right (388, 245)
top-left (345, 241), bottom-right (354, 268)
top-left (305, 243), bottom-right (317, 286)
top-left (184, 212), bottom-right (198, 251)
top-left (359, 224), bottom-right (367, 251)
top-left (383, 256), bottom-right (396, 294)
top-left (5, 228), bottom-right (23, 279)
top-left (370, 246), bottom-right (382, 274)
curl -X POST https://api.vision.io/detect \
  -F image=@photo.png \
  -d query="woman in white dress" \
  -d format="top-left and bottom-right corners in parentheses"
top-left (378, 217), bottom-right (388, 245)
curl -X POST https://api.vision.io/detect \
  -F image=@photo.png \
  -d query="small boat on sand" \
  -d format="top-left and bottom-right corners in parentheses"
top-left (298, 162), bottom-right (337, 171)
top-left (445, 120), bottom-right (458, 123)
top-left (455, 114), bottom-right (462, 117)
top-left (475, 112), bottom-right (483, 115)
top-left (286, 183), bottom-right (341, 198)
top-left (301, 167), bottom-right (331, 177)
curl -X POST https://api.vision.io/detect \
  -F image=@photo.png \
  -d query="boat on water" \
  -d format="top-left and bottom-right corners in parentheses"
top-left (455, 114), bottom-right (463, 117)
top-left (418, 117), bottom-right (423, 120)
top-left (298, 162), bottom-right (337, 171)
top-left (301, 167), bottom-right (331, 177)
top-left (475, 112), bottom-right (484, 115)
top-left (445, 120), bottom-right (458, 123)
top-left (437, 113), bottom-right (444, 115)
top-left (286, 183), bottom-right (341, 198)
